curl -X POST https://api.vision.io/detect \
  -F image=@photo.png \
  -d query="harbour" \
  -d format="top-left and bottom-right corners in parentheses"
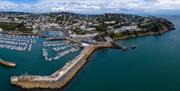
top-left (11, 42), bottom-right (118, 89)
top-left (0, 16), bottom-right (179, 91)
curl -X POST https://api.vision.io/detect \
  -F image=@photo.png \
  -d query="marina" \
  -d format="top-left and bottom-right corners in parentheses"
top-left (0, 0), bottom-right (179, 90)
top-left (43, 41), bottom-right (71, 47)
top-left (0, 33), bottom-right (37, 51)
top-left (0, 15), bottom-right (180, 91)
top-left (52, 45), bottom-right (74, 52)
top-left (42, 40), bottom-right (81, 61)
top-left (0, 32), bottom-right (139, 89)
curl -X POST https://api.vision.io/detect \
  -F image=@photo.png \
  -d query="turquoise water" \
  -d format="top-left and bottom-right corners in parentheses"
top-left (0, 38), bottom-right (80, 91)
top-left (0, 16), bottom-right (180, 91)
top-left (64, 16), bottom-right (180, 91)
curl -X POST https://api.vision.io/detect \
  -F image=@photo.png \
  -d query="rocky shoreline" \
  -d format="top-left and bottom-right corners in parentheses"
top-left (113, 26), bottom-right (175, 40)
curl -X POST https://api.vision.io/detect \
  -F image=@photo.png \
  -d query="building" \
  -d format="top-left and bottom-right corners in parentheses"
top-left (113, 25), bottom-right (138, 33)
top-left (70, 33), bottom-right (98, 39)
top-left (104, 21), bottom-right (116, 25)
top-left (0, 28), bottom-right (2, 32)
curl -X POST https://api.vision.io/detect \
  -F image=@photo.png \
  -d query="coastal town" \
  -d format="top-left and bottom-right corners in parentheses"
top-left (0, 12), bottom-right (174, 39)
top-left (0, 12), bottom-right (175, 89)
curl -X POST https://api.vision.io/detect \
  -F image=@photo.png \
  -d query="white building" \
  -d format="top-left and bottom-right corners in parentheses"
top-left (70, 33), bottom-right (98, 39)
top-left (85, 28), bottom-right (96, 31)
top-left (0, 28), bottom-right (2, 32)
top-left (114, 25), bottom-right (138, 33)
top-left (81, 43), bottom-right (89, 47)
top-left (80, 25), bottom-right (86, 30)
top-left (47, 23), bottom-right (59, 27)
top-left (104, 21), bottom-right (116, 24)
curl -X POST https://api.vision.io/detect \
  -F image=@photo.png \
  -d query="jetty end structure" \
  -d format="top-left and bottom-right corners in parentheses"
top-left (11, 42), bottom-right (119, 89)
top-left (0, 59), bottom-right (16, 68)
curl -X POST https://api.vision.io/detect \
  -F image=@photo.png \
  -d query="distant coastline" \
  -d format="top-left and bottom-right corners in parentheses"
top-left (113, 28), bottom-right (175, 40)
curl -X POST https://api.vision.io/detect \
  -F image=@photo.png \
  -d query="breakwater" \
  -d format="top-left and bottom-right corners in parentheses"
top-left (0, 59), bottom-right (16, 67)
top-left (11, 42), bottom-right (116, 89)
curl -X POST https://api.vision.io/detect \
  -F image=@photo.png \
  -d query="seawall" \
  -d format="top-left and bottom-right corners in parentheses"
top-left (11, 42), bottom-right (115, 89)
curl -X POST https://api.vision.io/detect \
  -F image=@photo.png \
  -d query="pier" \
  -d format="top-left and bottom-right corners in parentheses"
top-left (0, 59), bottom-right (16, 68)
top-left (11, 42), bottom-right (116, 89)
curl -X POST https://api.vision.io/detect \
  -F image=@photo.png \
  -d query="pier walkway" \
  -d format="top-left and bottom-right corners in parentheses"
top-left (11, 42), bottom-right (114, 89)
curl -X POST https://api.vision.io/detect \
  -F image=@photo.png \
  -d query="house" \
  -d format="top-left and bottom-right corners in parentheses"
top-left (0, 28), bottom-right (2, 32)
top-left (104, 21), bottom-right (116, 25)
top-left (113, 25), bottom-right (138, 33)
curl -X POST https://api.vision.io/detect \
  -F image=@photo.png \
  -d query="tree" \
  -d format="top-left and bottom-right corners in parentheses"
top-left (96, 23), bottom-right (107, 32)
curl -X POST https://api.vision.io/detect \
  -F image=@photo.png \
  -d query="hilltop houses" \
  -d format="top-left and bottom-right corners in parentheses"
top-left (109, 25), bottom-right (138, 33)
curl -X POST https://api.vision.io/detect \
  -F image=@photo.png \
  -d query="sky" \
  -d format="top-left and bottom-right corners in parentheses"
top-left (0, 0), bottom-right (179, 15)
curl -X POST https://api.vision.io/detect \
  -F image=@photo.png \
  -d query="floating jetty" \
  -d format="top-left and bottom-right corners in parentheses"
top-left (11, 42), bottom-right (117, 89)
top-left (0, 59), bottom-right (16, 68)
top-left (0, 33), bottom-right (36, 52)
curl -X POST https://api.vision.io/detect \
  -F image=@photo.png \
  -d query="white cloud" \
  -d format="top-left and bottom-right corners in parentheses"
top-left (0, 0), bottom-right (179, 14)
